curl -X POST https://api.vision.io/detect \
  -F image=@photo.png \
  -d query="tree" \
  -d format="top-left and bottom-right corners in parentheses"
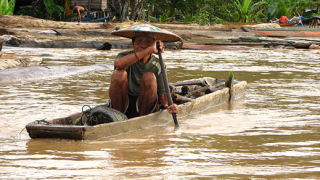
top-left (109, 0), bottom-right (147, 21)
top-left (228, 0), bottom-right (266, 22)
top-left (261, 0), bottom-right (316, 21)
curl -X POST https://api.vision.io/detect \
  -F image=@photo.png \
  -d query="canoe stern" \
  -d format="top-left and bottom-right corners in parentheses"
top-left (26, 123), bottom-right (92, 140)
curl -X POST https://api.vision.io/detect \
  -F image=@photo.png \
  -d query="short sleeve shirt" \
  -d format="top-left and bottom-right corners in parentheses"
top-left (115, 50), bottom-right (166, 97)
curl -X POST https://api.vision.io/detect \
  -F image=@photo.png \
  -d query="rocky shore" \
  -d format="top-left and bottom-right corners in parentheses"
top-left (0, 15), bottom-right (276, 70)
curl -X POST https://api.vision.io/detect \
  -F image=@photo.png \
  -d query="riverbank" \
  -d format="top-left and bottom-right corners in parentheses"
top-left (0, 15), bottom-right (279, 70)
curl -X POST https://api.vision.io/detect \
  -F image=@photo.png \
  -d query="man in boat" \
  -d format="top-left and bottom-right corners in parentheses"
top-left (109, 24), bottom-right (179, 118)
top-left (69, 4), bottom-right (87, 24)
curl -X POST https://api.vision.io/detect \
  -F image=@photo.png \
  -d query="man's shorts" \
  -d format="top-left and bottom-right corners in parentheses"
top-left (111, 95), bottom-right (158, 119)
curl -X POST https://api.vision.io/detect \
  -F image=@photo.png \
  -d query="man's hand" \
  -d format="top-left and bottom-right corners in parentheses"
top-left (152, 40), bottom-right (165, 54)
top-left (164, 104), bottom-right (178, 114)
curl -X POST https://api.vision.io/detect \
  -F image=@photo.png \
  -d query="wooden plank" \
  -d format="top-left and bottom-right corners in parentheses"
top-left (72, 0), bottom-right (89, 7)
top-left (72, 0), bottom-right (107, 10)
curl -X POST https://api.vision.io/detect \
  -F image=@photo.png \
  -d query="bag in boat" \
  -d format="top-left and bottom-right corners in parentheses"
top-left (79, 104), bottom-right (128, 126)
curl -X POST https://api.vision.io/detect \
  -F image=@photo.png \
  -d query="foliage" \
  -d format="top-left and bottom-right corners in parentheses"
top-left (148, 0), bottom-right (317, 24)
top-left (229, 71), bottom-right (233, 78)
top-left (193, 9), bottom-right (210, 25)
top-left (276, 0), bottom-right (288, 17)
top-left (158, 9), bottom-right (171, 22)
top-left (228, 0), bottom-right (266, 22)
top-left (0, 0), bottom-right (15, 15)
top-left (262, 0), bottom-right (278, 21)
top-left (43, 0), bottom-right (64, 20)
top-left (6, 0), bottom-right (320, 24)
top-left (17, 2), bottom-right (44, 18)
top-left (147, 0), bottom-right (213, 25)
top-left (258, 0), bottom-right (317, 21)
top-left (147, 15), bottom-right (158, 22)
top-left (287, 0), bottom-right (315, 17)
top-left (17, 0), bottom-right (66, 21)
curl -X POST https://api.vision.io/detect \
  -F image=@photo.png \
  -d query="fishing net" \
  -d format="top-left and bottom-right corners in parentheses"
top-left (80, 104), bottom-right (128, 126)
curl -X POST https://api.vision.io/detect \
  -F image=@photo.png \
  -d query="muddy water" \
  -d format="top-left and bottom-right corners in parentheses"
top-left (0, 46), bottom-right (319, 179)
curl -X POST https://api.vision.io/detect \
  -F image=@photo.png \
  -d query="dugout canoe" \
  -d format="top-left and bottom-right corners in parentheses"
top-left (241, 26), bottom-right (320, 37)
top-left (279, 22), bottom-right (298, 27)
top-left (26, 78), bottom-right (247, 140)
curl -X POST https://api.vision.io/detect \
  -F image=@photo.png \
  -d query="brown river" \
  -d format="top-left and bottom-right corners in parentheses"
top-left (0, 46), bottom-right (319, 179)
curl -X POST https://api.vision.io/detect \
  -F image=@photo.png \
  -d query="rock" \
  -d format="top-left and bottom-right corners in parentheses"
top-left (0, 54), bottom-right (42, 70)
top-left (309, 44), bottom-right (320, 49)
top-left (179, 34), bottom-right (192, 40)
top-left (7, 36), bottom-right (22, 47)
top-left (0, 28), bottom-right (14, 35)
top-left (96, 42), bottom-right (112, 50)
top-left (37, 30), bottom-right (60, 35)
top-left (243, 23), bottom-right (281, 29)
top-left (165, 41), bottom-right (183, 50)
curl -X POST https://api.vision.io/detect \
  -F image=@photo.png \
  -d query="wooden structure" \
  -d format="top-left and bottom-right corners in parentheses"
top-left (229, 36), bottom-right (320, 49)
top-left (72, 0), bottom-right (107, 11)
top-left (26, 78), bottom-right (247, 140)
top-left (279, 22), bottom-right (298, 27)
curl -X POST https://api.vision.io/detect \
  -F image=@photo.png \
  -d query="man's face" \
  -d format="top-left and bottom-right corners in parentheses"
top-left (133, 36), bottom-right (155, 52)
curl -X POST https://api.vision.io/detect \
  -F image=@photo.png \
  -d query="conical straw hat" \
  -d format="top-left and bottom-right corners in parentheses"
top-left (111, 24), bottom-right (182, 42)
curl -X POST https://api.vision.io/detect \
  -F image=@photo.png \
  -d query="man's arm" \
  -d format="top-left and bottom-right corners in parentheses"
top-left (76, 8), bottom-right (81, 22)
top-left (115, 50), bottom-right (148, 69)
top-left (115, 40), bottom-right (164, 69)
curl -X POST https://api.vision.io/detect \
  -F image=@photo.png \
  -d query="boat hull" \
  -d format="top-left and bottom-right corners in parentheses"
top-left (242, 27), bottom-right (320, 37)
top-left (26, 81), bottom-right (247, 140)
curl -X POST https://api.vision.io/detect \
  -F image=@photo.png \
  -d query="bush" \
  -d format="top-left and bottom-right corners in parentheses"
top-left (0, 0), bottom-right (15, 15)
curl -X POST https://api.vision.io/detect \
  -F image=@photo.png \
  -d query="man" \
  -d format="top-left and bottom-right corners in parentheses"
top-left (70, 4), bottom-right (87, 23)
top-left (109, 31), bottom-right (178, 118)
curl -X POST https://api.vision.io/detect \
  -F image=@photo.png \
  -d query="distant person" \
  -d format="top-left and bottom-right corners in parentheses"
top-left (69, 4), bottom-right (87, 23)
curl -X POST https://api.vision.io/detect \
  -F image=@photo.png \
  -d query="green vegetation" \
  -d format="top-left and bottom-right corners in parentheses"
top-left (229, 71), bottom-right (233, 78)
top-left (149, 0), bottom-right (319, 24)
top-left (0, 0), bottom-right (15, 15)
top-left (43, 0), bottom-right (65, 20)
top-left (6, 0), bottom-right (320, 25)
top-left (17, 0), bottom-right (71, 21)
top-left (229, 0), bottom-right (266, 22)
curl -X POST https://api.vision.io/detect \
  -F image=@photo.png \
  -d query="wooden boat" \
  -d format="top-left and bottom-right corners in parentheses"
top-left (26, 77), bottom-right (247, 140)
top-left (73, 14), bottom-right (109, 22)
top-left (241, 26), bottom-right (320, 37)
top-left (279, 22), bottom-right (298, 27)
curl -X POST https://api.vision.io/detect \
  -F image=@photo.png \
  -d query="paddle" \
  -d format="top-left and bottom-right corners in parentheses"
top-left (156, 42), bottom-right (179, 128)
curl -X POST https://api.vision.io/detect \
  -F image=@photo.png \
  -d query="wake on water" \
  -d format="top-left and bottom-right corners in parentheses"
top-left (0, 64), bottom-right (113, 83)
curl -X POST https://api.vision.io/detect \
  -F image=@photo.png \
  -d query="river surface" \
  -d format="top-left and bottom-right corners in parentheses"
top-left (0, 46), bottom-right (319, 179)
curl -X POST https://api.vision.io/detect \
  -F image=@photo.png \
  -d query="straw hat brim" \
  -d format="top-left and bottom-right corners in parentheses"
top-left (111, 24), bottom-right (182, 42)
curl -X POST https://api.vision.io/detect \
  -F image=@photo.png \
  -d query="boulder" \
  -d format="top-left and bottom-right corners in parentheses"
top-left (0, 54), bottom-right (42, 70)
top-left (309, 44), bottom-right (320, 49)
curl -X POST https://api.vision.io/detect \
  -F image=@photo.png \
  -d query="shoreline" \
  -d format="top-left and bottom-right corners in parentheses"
top-left (0, 15), bottom-right (276, 70)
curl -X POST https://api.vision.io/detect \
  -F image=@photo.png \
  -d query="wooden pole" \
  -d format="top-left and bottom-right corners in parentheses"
top-left (157, 42), bottom-right (179, 128)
